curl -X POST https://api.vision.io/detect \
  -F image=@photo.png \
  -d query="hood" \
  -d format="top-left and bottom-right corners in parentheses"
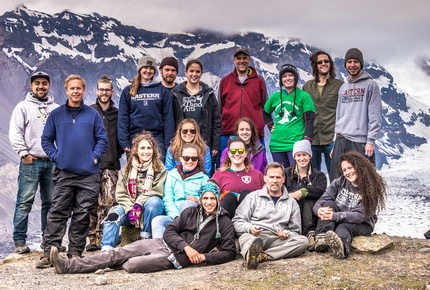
top-left (347, 71), bottom-right (373, 83)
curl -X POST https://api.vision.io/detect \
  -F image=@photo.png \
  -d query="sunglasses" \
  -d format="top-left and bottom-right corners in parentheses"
top-left (229, 148), bottom-right (246, 155)
top-left (182, 129), bottom-right (196, 135)
top-left (97, 88), bottom-right (112, 92)
top-left (316, 59), bottom-right (330, 65)
top-left (182, 156), bottom-right (198, 162)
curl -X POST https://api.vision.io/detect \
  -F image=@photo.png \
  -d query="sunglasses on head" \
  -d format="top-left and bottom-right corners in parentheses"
top-left (229, 148), bottom-right (245, 155)
top-left (182, 129), bottom-right (196, 135)
top-left (316, 59), bottom-right (330, 65)
top-left (182, 156), bottom-right (198, 162)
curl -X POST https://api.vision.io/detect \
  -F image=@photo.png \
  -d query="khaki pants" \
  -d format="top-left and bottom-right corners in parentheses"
top-left (239, 230), bottom-right (308, 260)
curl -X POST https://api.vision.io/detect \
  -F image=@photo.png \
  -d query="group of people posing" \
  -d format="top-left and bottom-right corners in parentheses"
top-left (9, 45), bottom-right (386, 274)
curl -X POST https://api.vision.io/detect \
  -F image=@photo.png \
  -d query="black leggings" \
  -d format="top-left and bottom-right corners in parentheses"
top-left (220, 190), bottom-right (251, 219)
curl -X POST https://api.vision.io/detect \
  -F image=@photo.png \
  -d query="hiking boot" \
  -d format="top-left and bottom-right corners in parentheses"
top-left (258, 252), bottom-right (268, 263)
top-left (85, 243), bottom-right (99, 252)
top-left (50, 247), bottom-right (65, 274)
top-left (315, 234), bottom-right (329, 253)
top-left (40, 242), bottom-right (66, 252)
top-left (15, 242), bottom-right (30, 254)
top-left (325, 231), bottom-right (345, 259)
top-left (306, 231), bottom-right (316, 251)
top-left (244, 237), bottom-right (263, 270)
top-left (35, 256), bottom-right (51, 269)
top-left (68, 254), bottom-right (81, 259)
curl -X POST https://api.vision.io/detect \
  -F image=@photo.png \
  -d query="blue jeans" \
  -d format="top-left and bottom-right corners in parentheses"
top-left (101, 196), bottom-right (164, 249)
top-left (151, 200), bottom-right (197, 239)
top-left (13, 159), bottom-right (54, 243)
top-left (311, 143), bottom-right (334, 174)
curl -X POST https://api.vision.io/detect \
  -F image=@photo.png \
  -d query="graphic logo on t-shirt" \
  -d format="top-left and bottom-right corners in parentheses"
top-left (134, 93), bottom-right (160, 106)
top-left (242, 176), bottom-right (251, 184)
top-left (36, 106), bottom-right (51, 124)
top-left (182, 94), bottom-right (204, 112)
top-left (335, 188), bottom-right (361, 211)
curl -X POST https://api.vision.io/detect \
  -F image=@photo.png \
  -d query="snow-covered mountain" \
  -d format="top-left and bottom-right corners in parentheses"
top-left (0, 5), bottom-right (429, 258)
top-left (1, 5), bottom-right (428, 167)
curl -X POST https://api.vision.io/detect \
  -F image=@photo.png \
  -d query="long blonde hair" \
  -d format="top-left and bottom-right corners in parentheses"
top-left (124, 131), bottom-right (164, 176)
top-left (170, 118), bottom-right (207, 161)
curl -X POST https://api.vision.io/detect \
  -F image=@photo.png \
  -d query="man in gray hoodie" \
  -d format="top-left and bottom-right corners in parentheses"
top-left (233, 162), bottom-right (308, 270)
top-left (329, 48), bottom-right (382, 181)
top-left (9, 71), bottom-right (59, 254)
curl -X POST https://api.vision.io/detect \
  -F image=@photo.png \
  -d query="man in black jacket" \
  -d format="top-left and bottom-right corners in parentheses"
top-left (86, 75), bottom-right (123, 251)
top-left (50, 182), bottom-right (236, 274)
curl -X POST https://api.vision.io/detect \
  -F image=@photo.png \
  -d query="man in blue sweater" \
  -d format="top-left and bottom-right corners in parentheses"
top-left (36, 75), bottom-right (108, 268)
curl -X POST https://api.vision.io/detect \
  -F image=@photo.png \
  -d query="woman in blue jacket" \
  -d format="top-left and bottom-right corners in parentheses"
top-left (117, 55), bottom-right (175, 158)
top-left (152, 143), bottom-right (209, 238)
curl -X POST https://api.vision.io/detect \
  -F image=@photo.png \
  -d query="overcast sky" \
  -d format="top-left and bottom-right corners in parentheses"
top-left (2, 0), bottom-right (430, 96)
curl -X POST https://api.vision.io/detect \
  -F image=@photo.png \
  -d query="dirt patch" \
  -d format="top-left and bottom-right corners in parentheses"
top-left (0, 236), bottom-right (429, 289)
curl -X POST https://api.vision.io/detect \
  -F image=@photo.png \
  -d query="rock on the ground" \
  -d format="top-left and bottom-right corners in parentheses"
top-left (419, 247), bottom-right (430, 254)
top-left (352, 234), bottom-right (394, 253)
top-left (95, 276), bottom-right (107, 285)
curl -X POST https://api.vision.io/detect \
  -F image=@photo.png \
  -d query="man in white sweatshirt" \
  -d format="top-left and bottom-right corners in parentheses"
top-left (9, 71), bottom-right (59, 254)
top-left (329, 48), bottom-right (382, 181)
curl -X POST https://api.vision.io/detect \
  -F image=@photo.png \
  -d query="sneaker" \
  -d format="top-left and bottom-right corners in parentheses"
top-left (306, 231), bottom-right (316, 251)
top-left (35, 256), bottom-right (51, 269)
top-left (50, 247), bottom-right (65, 274)
top-left (244, 237), bottom-right (263, 270)
top-left (315, 234), bottom-right (329, 253)
top-left (325, 231), bottom-right (345, 259)
top-left (258, 252), bottom-right (268, 263)
top-left (15, 242), bottom-right (30, 254)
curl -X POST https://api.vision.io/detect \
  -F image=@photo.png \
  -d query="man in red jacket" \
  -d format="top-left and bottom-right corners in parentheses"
top-left (217, 47), bottom-right (272, 161)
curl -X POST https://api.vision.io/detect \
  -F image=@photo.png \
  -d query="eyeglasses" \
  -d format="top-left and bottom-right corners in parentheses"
top-left (316, 60), bottom-right (330, 65)
top-left (97, 88), bottom-right (112, 92)
top-left (182, 129), bottom-right (196, 135)
top-left (182, 156), bottom-right (198, 162)
top-left (229, 148), bottom-right (245, 155)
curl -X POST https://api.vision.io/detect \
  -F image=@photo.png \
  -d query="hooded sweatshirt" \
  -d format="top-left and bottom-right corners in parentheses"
top-left (9, 93), bottom-right (59, 158)
top-left (335, 71), bottom-right (382, 145)
top-left (313, 176), bottom-right (377, 229)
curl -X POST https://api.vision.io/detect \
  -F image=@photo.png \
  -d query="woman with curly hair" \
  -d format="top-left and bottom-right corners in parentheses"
top-left (311, 151), bottom-right (387, 259)
top-left (220, 118), bottom-right (267, 173)
top-left (152, 143), bottom-right (209, 238)
top-left (100, 132), bottom-right (167, 251)
top-left (165, 118), bottom-right (212, 174)
top-left (212, 138), bottom-right (264, 219)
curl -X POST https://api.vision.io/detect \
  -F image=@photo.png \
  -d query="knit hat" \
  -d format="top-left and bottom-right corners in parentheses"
top-left (279, 63), bottom-right (299, 87)
top-left (160, 57), bottom-right (179, 72)
top-left (137, 56), bottom-right (157, 73)
top-left (31, 71), bottom-right (50, 83)
top-left (234, 46), bottom-right (250, 57)
top-left (292, 140), bottom-right (312, 158)
top-left (344, 48), bottom-right (364, 68)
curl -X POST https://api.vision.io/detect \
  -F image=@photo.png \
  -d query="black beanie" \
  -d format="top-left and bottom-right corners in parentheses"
top-left (279, 63), bottom-right (299, 87)
top-left (160, 57), bottom-right (179, 72)
top-left (344, 48), bottom-right (364, 68)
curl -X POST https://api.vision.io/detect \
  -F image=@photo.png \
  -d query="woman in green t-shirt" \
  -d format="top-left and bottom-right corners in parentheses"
top-left (264, 63), bottom-right (316, 168)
